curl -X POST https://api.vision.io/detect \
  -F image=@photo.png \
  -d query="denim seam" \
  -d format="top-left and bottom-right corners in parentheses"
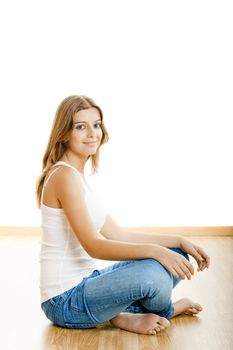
top-left (83, 289), bottom-right (142, 323)
top-left (82, 283), bottom-right (101, 324)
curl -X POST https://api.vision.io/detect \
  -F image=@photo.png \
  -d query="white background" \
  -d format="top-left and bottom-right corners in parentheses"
top-left (0, 0), bottom-right (232, 227)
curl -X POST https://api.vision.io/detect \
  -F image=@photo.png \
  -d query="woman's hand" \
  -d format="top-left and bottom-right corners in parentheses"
top-left (179, 238), bottom-right (210, 272)
top-left (156, 246), bottom-right (195, 280)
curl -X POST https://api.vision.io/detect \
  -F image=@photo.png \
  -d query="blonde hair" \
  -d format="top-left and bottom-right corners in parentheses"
top-left (36, 95), bottom-right (109, 206)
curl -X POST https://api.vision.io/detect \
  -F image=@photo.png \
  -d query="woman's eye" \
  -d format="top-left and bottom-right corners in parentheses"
top-left (76, 124), bottom-right (85, 130)
top-left (94, 122), bottom-right (102, 128)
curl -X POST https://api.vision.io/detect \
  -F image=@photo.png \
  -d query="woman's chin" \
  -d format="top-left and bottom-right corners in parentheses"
top-left (87, 150), bottom-right (98, 156)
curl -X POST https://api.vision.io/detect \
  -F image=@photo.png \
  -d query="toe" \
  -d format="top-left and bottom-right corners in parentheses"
top-left (192, 302), bottom-right (202, 311)
top-left (193, 304), bottom-right (202, 312)
top-left (158, 325), bottom-right (165, 331)
top-left (190, 308), bottom-right (199, 313)
top-left (159, 317), bottom-right (170, 328)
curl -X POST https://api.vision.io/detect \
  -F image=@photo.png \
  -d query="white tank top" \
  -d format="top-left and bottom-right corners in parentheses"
top-left (39, 161), bottom-right (107, 303)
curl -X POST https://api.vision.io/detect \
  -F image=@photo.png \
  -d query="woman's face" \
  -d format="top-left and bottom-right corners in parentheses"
top-left (67, 107), bottom-right (103, 158)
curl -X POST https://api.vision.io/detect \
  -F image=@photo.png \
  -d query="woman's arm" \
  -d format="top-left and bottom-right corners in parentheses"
top-left (100, 215), bottom-right (182, 248)
top-left (100, 215), bottom-right (210, 271)
top-left (54, 168), bottom-right (194, 279)
top-left (55, 168), bottom-right (160, 260)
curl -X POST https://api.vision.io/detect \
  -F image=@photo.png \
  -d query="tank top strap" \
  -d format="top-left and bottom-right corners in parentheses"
top-left (41, 166), bottom-right (62, 205)
top-left (41, 161), bottom-right (88, 206)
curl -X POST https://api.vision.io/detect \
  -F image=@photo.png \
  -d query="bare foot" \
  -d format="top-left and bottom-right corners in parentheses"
top-left (172, 298), bottom-right (203, 317)
top-left (110, 312), bottom-right (170, 335)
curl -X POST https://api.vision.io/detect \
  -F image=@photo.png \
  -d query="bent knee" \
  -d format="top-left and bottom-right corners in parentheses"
top-left (137, 258), bottom-right (172, 279)
top-left (136, 259), bottom-right (173, 289)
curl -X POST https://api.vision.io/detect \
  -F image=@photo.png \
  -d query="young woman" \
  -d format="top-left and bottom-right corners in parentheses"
top-left (36, 95), bottom-right (210, 335)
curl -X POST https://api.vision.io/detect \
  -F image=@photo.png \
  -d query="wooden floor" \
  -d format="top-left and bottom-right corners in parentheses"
top-left (0, 235), bottom-right (233, 350)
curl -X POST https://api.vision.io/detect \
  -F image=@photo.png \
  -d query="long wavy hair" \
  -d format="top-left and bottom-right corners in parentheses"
top-left (36, 95), bottom-right (109, 206)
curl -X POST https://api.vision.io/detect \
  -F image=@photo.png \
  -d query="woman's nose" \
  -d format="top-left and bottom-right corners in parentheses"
top-left (87, 125), bottom-right (96, 137)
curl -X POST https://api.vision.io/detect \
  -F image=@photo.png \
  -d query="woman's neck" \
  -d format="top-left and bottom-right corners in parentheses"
top-left (61, 154), bottom-right (87, 175)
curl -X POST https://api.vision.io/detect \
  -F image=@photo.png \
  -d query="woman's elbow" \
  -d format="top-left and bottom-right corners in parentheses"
top-left (84, 238), bottom-right (106, 259)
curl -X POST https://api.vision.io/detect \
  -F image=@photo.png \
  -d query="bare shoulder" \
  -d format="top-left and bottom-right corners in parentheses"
top-left (53, 166), bottom-right (83, 185)
top-left (43, 166), bottom-right (84, 208)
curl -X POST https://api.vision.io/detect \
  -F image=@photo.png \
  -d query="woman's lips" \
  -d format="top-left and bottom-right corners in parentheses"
top-left (83, 141), bottom-right (98, 146)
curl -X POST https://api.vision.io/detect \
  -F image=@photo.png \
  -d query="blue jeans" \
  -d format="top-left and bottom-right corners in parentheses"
top-left (41, 248), bottom-right (189, 328)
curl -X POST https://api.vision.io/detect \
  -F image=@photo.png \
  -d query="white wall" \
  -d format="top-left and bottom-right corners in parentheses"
top-left (0, 0), bottom-right (232, 227)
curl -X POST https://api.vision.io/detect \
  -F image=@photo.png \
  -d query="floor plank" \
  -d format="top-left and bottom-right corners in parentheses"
top-left (0, 235), bottom-right (232, 350)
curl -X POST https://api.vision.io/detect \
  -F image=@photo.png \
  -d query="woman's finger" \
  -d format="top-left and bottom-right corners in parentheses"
top-left (173, 261), bottom-right (193, 280)
top-left (183, 258), bottom-right (194, 276)
top-left (180, 262), bottom-right (192, 280)
top-left (190, 249), bottom-right (204, 265)
top-left (195, 246), bottom-right (210, 268)
top-left (173, 264), bottom-right (186, 280)
top-left (169, 267), bottom-right (179, 279)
